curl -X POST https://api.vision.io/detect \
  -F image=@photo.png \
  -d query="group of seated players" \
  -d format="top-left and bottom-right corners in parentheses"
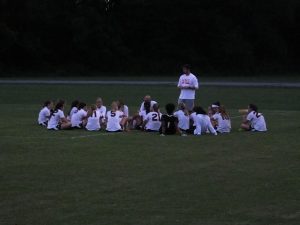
top-left (38, 95), bottom-right (267, 136)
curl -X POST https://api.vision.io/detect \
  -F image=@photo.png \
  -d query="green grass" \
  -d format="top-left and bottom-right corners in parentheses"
top-left (0, 84), bottom-right (300, 225)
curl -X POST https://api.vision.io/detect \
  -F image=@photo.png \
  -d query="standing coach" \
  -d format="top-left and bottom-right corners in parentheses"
top-left (177, 64), bottom-right (199, 112)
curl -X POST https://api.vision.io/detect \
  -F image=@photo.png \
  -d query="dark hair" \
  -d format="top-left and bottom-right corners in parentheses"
top-left (69, 100), bottom-right (79, 115)
top-left (249, 104), bottom-right (258, 112)
top-left (144, 101), bottom-right (151, 114)
top-left (78, 102), bottom-right (87, 110)
top-left (183, 64), bottom-right (191, 70)
top-left (212, 101), bottom-right (221, 107)
top-left (165, 103), bottom-right (175, 115)
top-left (71, 100), bottom-right (79, 108)
top-left (43, 100), bottom-right (51, 107)
top-left (50, 101), bottom-right (65, 117)
top-left (249, 104), bottom-right (260, 118)
top-left (194, 106), bottom-right (207, 115)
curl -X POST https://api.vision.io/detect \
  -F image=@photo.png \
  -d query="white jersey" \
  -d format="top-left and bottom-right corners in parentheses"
top-left (69, 107), bottom-right (78, 119)
top-left (145, 112), bottom-right (162, 131)
top-left (106, 110), bottom-right (123, 132)
top-left (47, 109), bottom-right (65, 130)
top-left (194, 114), bottom-right (217, 135)
top-left (121, 105), bottom-right (129, 117)
top-left (178, 73), bottom-right (199, 99)
top-left (247, 111), bottom-right (267, 132)
top-left (212, 113), bottom-right (231, 133)
top-left (96, 106), bottom-right (107, 117)
top-left (190, 112), bottom-right (197, 126)
top-left (139, 100), bottom-right (157, 112)
top-left (139, 110), bottom-right (150, 121)
top-left (71, 109), bottom-right (87, 128)
top-left (86, 111), bottom-right (101, 131)
top-left (174, 110), bottom-right (189, 130)
top-left (38, 107), bottom-right (50, 125)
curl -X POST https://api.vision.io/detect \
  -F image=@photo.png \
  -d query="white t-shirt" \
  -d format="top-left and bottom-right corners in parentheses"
top-left (139, 110), bottom-right (150, 121)
top-left (38, 107), bottom-right (50, 125)
top-left (190, 112), bottom-right (197, 126)
top-left (47, 109), bottom-right (65, 130)
top-left (71, 109), bottom-right (87, 128)
top-left (174, 110), bottom-right (190, 130)
top-left (86, 111), bottom-right (101, 131)
top-left (178, 73), bottom-right (199, 99)
top-left (69, 107), bottom-right (78, 119)
top-left (145, 112), bottom-right (162, 131)
top-left (212, 113), bottom-right (231, 133)
top-left (194, 114), bottom-right (217, 135)
top-left (106, 110), bottom-right (123, 132)
top-left (139, 100), bottom-right (157, 112)
top-left (96, 106), bottom-right (107, 117)
top-left (120, 105), bottom-right (129, 117)
top-left (247, 111), bottom-right (267, 132)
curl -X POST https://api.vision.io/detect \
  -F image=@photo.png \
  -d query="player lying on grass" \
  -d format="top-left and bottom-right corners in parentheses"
top-left (71, 102), bottom-right (88, 129)
top-left (47, 100), bottom-right (71, 130)
top-left (159, 103), bottom-right (184, 136)
top-left (38, 100), bottom-right (53, 126)
top-left (193, 106), bottom-right (217, 136)
top-left (142, 104), bottom-right (162, 132)
top-left (240, 104), bottom-right (267, 132)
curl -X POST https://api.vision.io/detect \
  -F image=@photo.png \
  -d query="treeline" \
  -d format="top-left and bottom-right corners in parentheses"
top-left (0, 0), bottom-right (299, 75)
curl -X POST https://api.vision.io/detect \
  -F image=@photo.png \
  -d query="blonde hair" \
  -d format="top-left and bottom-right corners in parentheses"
top-left (87, 104), bottom-right (97, 117)
top-left (219, 105), bottom-right (230, 120)
top-left (111, 101), bottom-right (118, 111)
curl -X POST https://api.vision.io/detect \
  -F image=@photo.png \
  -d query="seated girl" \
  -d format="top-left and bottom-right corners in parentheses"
top-left (241, 104), bottom-right (267, 132)
top-left (68, 100), bottom-right (79, 120)
top-left (86, 105), bottom-right (101, 131)
top-left (160, 103), bottom-right (182, 136)
top-left (130, 101), bottom-right (151, 130)
top-left (174, 102), bottom-right (190, 134)
top-left (47, 100), bottom-right (71, 130)
top-left (71, 102), bottom-right (88, 129)
top-left (142, 104), bottom-right (162, 132)
top-left (38, 100), bottom-right (53, 126)
top-left (194, 106), bottom-right (217, 136)
top-left (106, 101), bottom-right (125, 132)
top-left (212, 105), bottom-right (231, 133)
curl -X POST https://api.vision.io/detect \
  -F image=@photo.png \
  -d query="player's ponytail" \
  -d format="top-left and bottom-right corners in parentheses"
top-left (219, 105), bottom-right (230, 120)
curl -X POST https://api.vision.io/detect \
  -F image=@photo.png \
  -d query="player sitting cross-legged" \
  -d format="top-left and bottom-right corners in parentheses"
top-left (85, 104), bottom-right (101, 131)
top-left (106, 101), bottom-right (126, 132)
top-left (142, 104), bottom-right (162, 132)
top-left (159, 103), bottom-right (183, 136)
top-left (240, 104), bottom-right (267, 132)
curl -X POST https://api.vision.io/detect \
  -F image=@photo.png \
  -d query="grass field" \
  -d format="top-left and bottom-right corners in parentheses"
top-left (0, 83), bottom-right (300, 225)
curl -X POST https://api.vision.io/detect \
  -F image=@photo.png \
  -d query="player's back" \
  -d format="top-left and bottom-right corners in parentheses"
top-left (160, 114), bottom-right (178, 135)
top-left (146, 112), bottom-right (162, 131)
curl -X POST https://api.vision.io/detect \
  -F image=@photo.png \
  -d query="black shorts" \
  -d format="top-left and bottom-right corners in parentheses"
top-left (146, 129), bottom-right (159, 132)
top-left (106, 130), bottom-right (122, 133)
top-left (39, 121), bottom-right (48, 127)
